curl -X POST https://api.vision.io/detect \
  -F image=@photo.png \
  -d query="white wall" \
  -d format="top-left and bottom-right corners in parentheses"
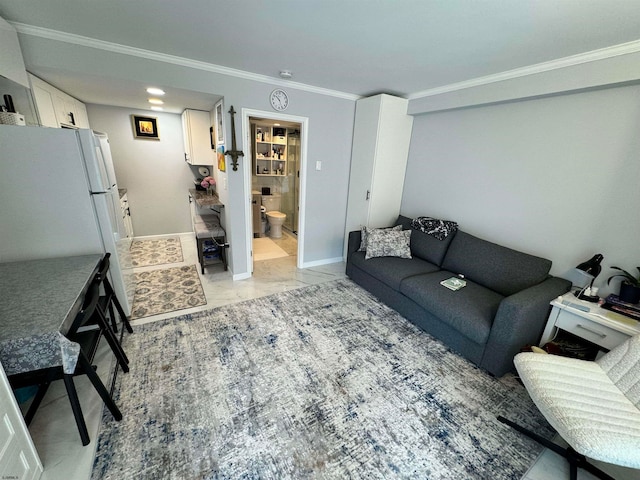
top-left (402, 84), bottom-right (640, 296)
top-left (17, 35), bottom-right (356, 276)
top-left (86, 105), bottom-right (195, 236)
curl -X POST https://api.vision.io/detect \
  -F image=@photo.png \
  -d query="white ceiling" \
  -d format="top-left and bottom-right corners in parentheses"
top-left (2, 0), bottom-right (640, 112)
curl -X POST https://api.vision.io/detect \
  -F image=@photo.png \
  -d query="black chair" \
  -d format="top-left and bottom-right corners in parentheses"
top-left (89, 287), bottom-right (130, 374)
top-left (9, 281), bottom-right (122, 446)
top-left (85, 253), bottom-right (132, 374)
top-left (95, 253), bottom-right (133, 335)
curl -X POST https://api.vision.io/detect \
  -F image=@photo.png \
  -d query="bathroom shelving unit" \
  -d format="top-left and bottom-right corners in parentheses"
top-left (254, 125), bottom-right (287, 177)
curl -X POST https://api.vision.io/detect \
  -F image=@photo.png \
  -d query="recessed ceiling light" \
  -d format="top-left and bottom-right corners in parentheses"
top-left (148, 98), bottom-right (164, 105)
top-left (273, 123), bottom-right (280, 126)
top-left (146, 87), bottom-right (165, 95)
top-left (150, 106), bottom-right (164, 111)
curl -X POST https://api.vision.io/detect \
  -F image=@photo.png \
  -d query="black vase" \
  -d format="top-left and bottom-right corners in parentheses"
top-left (619, 282), bottom-right (640, 304)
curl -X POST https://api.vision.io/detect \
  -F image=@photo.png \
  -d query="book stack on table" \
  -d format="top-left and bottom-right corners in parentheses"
top-left (602, 294), bottom-right (640, 322)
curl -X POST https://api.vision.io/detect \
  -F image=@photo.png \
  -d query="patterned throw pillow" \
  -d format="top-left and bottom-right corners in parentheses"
top-left (358, 225), bottom-right (403, 252)
top-left (365, 229), bottom-right (412, 260)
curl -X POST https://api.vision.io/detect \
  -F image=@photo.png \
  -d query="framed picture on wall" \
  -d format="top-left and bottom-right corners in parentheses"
top-left (215, 101), bottom-right (224, 145)
top-left (217, 145), bottom-right (226, 172)
top-left (131, 115), bottom-right (160, 140)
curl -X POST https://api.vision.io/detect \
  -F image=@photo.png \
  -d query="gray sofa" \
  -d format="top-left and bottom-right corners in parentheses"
top-left (346, 215), bottom-right (571, 377)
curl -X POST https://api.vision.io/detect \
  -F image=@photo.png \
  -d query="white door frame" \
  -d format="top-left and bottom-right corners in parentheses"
top-left (241, 108), bottom-right (309, 272)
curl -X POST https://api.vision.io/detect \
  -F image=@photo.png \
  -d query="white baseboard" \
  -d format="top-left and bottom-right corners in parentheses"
top-left (133, 232), bottom-right (193, 240)
top-left (300, 257), bottom-right (344, 269)
top-left (233, 271), bottom-right (251, 281)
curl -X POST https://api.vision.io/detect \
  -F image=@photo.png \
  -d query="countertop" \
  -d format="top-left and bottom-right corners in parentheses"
top-left (189, 188), bottom-right (224, 208)
top-left (0, 254), bottom-right (103, 375)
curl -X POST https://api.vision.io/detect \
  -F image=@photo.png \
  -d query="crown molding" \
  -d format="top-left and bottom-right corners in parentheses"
top-left (408, 38), bottom-right (640, 100)
top-left (12, 22), bottom-right (360, 101)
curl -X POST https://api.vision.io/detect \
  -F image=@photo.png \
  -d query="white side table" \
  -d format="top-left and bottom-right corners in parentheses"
top-left (540, 293), bottom-right (640, 351)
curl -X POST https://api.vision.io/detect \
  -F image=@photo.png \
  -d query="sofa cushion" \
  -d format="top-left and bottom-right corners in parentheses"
top-left (395, 215), bottom-right (456, 266)
top-left (349, 251), bottom-right (440, 291)
top-left (365, 229), bottom-right (412, 260)
top-left (400, 270), bottom-right (504, 345)
top-left (441, 231), bottom-right (551, 297)
top-left (358, 225), bottom-right (402, 251)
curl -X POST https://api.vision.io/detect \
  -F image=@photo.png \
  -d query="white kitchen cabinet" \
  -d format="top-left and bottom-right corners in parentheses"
top-left (182, 109), bottom-right (214, 165)
top-left (52, 90), bottom-right (77, 127)
top-left (0, 363), bottom-right (43, 480)
top-left (0, 17), bottom-right (29, 87)
top-left (29, 75), bottom-right (58, 128)
top-left (73, 99), bottom-right (90, 129)
top-left (344, 94), bottom-right (414, 243)
top-left (28, 73), bottom-right (90, 129)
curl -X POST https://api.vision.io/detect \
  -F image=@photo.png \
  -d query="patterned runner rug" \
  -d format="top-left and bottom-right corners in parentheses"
top-left (93, 279), bottom-right (551, 479)
top-left (130, 265), bottom-right (206, 319)
top-left (130, 237), bottom-right (183, 267)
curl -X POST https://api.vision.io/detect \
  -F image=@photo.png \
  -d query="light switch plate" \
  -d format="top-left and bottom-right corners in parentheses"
top-left (316, 161), bottom-right (322, 171)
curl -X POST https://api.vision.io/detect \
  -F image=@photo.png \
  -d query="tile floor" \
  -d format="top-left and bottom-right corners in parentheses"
top-left (20, 232), bottom-right (637, 480)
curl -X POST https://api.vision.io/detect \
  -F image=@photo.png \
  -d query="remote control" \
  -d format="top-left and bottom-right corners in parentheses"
top-left (561, 300), bottom-right (590, 312)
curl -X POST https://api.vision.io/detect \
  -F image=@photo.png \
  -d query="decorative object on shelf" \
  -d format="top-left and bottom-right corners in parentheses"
top-left (607, 265), bottom-right (640, 304)
top-left (270, 89), bottom-right (289, 111)
top-left (215, 101), bottom-right (224, 144)
top-left (224, 106), bottom-right (244, 171)
top-left (217, 145), bottom-right (226, 172)
top-left (573, 253), bottom-right (603, 302)
top-left (131, 115), bottom-right (159, 140)
top-left (200, 176), bottom-right (215, 195)
top-left (253, 124), bottom-right (288, 176)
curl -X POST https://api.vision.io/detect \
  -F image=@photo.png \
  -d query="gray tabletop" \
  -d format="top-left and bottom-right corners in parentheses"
top-left (0, 254), bottom-right (102, 376)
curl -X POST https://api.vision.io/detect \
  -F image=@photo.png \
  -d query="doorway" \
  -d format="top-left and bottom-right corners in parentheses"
top-left (242, 109), bottom-right (308, 274)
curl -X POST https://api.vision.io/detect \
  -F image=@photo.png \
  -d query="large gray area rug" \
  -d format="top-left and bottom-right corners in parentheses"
top-left (93, 279), bottom-right (551, 479)
top-left (130, 265), bottom-right (206, 319)
top-left (130, 236), bottom-right (183, 267)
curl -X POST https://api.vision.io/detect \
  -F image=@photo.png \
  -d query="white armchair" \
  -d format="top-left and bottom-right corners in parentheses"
top-left (499, 334), bottom-right (640, 480)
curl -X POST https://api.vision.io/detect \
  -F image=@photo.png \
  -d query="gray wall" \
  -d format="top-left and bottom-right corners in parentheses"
top-left (402, 84), bottom-right (640, 296)
top-left (17, 34), bottom-right (356, 276)
top-left (86, 104), bottom-right (194, 236)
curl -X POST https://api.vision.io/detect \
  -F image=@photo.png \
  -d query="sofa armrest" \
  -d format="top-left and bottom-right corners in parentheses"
top-left (480, 276), bottom-right (571, 376)
top-left (347, 230), bottom-right (362, 262)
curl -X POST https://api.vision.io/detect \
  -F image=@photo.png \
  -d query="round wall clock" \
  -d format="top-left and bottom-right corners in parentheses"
top-left (270, 89), bottom-right (289, 111)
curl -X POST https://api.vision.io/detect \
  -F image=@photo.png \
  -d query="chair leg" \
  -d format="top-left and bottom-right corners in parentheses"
top-left (568, 448), bottom-right (617, 480)
top-left (77, 353), bottom-right (122, 422)
top-left (63, 374), bottom-right (90, 446)
top-left (197, 238), bottom-right (205, 274)
top-left (95, 308), bottom-right (130, 372)
top-left (24, 382), bottom-right (51, 426)
top-left (498, 416), bottom-right (617, 480)
top-left (108, 283), bottom-right (133, 334)
top-left (497, 416), bottom-right (567, 457)
top-left (107, 301), bottom-right (118, 333)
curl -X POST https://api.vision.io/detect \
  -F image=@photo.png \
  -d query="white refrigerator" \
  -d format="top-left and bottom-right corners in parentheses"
top-left (0, 125), bottom-right (134, 315)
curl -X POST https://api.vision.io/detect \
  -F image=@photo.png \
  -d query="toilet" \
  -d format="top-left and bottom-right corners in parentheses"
top-left (261, 194), bottom-right (286, 238)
